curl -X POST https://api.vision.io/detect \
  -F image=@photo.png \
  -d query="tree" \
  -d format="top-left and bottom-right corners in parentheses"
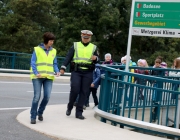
top-left (0, 0), bottom-right (58, 53)
top-left (131, 36), bottom-right (180, 66)
top-left (1, 0), bottom-right (180, 67)
top-left (54, 0), bottom-right (121, 59)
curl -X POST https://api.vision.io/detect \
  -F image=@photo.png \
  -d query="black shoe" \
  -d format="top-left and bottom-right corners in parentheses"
top-left (38, 115), bottom-right (43, 121)
top-left (31, 119), bottom-right (36, 124)
top-left (66, 109), bottom-right (71, 116)
top-left (86, 104), bottom-right (90, 107)
top-left (76, 115), bottom-right (85, 120)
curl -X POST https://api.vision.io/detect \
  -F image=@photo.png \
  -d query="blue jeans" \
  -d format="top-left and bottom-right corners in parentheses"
top-left (30, 78), bottom-right (53, 119)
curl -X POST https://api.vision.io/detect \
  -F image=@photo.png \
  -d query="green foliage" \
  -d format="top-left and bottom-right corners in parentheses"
top-left (131, 36), bottom-right (180, 67)
top-left (54, 0), bottom-right (121, 59)
top-left (0, 0), bottom-right (58, 52)
top-left (0, 0), bottom-right (180, 67)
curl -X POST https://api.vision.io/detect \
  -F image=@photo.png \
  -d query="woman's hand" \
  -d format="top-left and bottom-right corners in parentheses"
top-left (36, 74), bottom-right (42, 78)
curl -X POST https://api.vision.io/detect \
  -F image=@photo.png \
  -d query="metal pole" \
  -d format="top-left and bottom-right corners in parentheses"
top-left (121, 0), bottom-right (135, 116)
top-left (12, 53), bottom-right (15, 69)
top-left (124, 1), bottom-right (135, 72)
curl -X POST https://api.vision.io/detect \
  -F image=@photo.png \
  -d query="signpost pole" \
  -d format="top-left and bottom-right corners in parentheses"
top-left (121, 0), bottom-right (135, 117)
top-left (125, 0), bottom-right (135, 72)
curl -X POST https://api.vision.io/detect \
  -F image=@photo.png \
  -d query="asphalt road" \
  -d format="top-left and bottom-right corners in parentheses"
top-left (0, 78), bottom-right (71, 140)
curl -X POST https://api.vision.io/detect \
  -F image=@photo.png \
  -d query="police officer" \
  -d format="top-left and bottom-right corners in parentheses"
top-left (60, 30), bottom-right (98, 120)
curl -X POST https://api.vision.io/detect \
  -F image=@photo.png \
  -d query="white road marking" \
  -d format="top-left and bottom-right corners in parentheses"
top-left (0, 81), bottom-right (31, 84)
top-left (0, 95), bottom-right (31, 100)
top-left (0, 107), bottom-right (30, 110)
top-left (26, 91), bottom-right (69, 94)
top-left (0, 81), bottom-right (70, 85)
top-left (53, 83), bottom-right (70, 86)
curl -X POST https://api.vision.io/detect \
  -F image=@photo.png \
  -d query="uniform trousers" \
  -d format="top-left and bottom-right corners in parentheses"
top-left (67, 70), bottom-right (93, 116)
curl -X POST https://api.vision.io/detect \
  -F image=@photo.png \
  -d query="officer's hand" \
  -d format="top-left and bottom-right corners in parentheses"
top-left (91, 55), bottom-right (97, 60)
top-left (56, 72), bottom-right (60, 77)
top-left (91, 83), bottom-right (94, 87)
top-left (60, 69), bottom-right (65, 75)
top-left (36, 74), bottom-right (42, 78)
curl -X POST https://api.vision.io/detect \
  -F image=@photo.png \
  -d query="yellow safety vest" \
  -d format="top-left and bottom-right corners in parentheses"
top-left (30, 46), bottom-right (56, 80)
top-left (73, 42), bottom-right (96, 69)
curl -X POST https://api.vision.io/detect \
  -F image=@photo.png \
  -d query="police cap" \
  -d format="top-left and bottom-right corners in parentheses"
top-left (81, 30), bottom-right (93, 39)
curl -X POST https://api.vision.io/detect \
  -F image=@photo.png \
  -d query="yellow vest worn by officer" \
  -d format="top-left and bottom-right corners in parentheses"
top-left (73, 42), bottom-right (96, 69)
top-left (30, 46), bottom-right (56, 80)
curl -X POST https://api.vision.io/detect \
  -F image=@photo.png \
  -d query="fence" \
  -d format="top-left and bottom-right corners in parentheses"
top-left (0, 51), bottom-right (70, 71)
top-left (97, 65), bottom-right (180, 138)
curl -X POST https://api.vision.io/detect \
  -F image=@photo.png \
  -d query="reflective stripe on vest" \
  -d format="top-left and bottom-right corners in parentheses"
top-left (30, 46), bottom-right (56, 80)
top-left (73, 42), bottom-right (96, 65)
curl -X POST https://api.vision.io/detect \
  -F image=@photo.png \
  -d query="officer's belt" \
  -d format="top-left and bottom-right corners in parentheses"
top-left (76, 63), bottom-right (92, 68)
top-left (74, 63), bottom-right (94, 71)
top-left (77, 68), bottom-right (91, 71)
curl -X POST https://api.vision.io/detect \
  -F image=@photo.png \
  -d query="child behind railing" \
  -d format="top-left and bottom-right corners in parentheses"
top-left (134, 59), bottom-right (149, 100)
top-left (169, 58), bottom-right (180, 99)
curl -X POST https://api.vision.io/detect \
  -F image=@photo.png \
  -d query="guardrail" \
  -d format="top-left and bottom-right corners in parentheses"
top-left (0, 50), bottom-right (70, 72)
top-left (96, 65), bottom-right (180, 138)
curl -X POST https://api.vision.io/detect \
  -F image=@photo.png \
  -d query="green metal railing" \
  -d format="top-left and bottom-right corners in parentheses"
top-left (0, 51), bottom-right (70, 72)
top-left (98, 65), bottom-right (180, 138)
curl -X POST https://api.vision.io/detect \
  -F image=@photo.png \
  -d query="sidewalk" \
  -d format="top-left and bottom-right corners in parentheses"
top-left (16, 104), bottom-right (167, 140)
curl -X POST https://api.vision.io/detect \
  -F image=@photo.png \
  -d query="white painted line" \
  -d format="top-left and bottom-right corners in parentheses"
top-left (53, 84), bottom-right (70, 86)
top-left (27, 91), bottom-right (69, 94)
top-left (0, 107), bottom-right (30, 111)
top-left (0, 81), bottom-right (31, 84)
top-left (0, 95), bottom-right (31, 100)
top-left (0, 81), bottom-right (70, 86)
